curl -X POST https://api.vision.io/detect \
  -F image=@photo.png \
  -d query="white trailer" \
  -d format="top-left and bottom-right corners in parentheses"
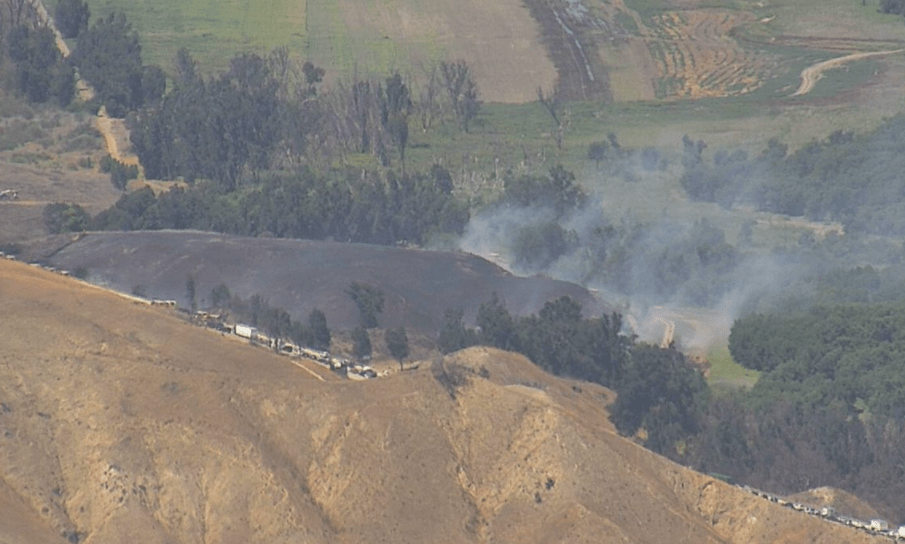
top-left (870, 519), bottom-right (889, 532)
top-left (235, 324), bottom-right (256, 339)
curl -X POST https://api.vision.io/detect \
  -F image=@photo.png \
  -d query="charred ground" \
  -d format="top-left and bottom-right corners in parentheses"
top-left (25, 230), bottom-right (604, 332)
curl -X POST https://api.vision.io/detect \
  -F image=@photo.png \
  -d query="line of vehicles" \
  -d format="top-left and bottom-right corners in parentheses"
top-left (739, 484), bottom-right (905, 540)
top-left (207, 318), bottom-right (379, 380)
top-left (10, 252), bottom-right (905, 534)
top-left (3, 254), bottom-right (381, 381)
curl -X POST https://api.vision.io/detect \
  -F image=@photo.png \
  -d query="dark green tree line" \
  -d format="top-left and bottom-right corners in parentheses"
top-left (7, 25), bottom-right (74, 106)
top-left (54, 0), bottom-right (89, 39)
top-left (85, 165), bottom-right (469, 246)
top-left (679, 116), bottom-right (905, 236)
top-left (72, 11), bottom-right (164, 116)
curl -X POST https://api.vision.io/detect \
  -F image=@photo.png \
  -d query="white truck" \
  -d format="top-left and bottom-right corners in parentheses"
top-left (235, 324), bottom-right (256, 339)
top-left (870, 519), bottom-right (889, 532)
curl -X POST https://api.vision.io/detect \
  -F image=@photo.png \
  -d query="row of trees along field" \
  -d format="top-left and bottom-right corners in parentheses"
top-left (46, 164), bottom-right (470, 246)
top-left (127, 48), bottom-right (480, 182)
top-left (37, 13), bottom-right (494, 246)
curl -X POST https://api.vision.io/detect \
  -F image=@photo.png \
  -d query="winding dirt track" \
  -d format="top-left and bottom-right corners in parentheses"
top-left (791, 49), bottom-right (904, 96)
top-left (31, 0), bottom-right (139, 168)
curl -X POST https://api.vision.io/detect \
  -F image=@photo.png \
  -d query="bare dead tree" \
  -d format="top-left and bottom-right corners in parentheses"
top-left (6, 0), bottom-right (33, 28)
top-left (0, 0), bottom-right (37, 42)
top-left (417, 63), bottom-right (441, 132)
top-left (536, 87), bottom-right (568, 150)
top-left (323, 77), bottom-right (391, 166)
top-left (440, 60), bottom-right (481, 132)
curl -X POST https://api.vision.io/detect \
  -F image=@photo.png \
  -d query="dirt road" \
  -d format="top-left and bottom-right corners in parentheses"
top-left (31, 0), bottom-right (140, 169)
top-left (792, 49), bottom-right (903, 96)
top-left (95, 106), bottom-right (140, 166)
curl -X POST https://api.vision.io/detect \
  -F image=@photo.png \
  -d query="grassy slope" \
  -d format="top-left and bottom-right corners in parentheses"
top-left (707, 342), bottom-right (760, 390)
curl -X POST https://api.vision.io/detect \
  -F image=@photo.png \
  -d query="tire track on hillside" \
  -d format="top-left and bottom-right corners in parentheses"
top-left (791, 49), bottom-right (904, 96)
top-left (30, 0), bottom-right (141, 170)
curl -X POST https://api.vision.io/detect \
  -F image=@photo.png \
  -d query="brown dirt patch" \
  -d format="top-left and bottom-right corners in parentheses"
top-left (95, 108), bottom-right (140, 167)
top-left (0, 161), bottom-right (118, 243)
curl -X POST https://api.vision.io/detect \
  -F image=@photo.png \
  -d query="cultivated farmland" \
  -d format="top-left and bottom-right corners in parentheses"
top-left (645, 10), bottom-right (769, 98)
top-left (68, 0), bottom-right (905, 112)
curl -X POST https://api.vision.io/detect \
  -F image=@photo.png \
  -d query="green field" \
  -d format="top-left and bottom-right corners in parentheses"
top-left (64, 0), bottom-right (307, 74)
top-left (706, 342), bottom-right (760, 391)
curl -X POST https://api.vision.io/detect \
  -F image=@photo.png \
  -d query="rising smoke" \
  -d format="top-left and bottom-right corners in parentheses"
top-left (457, 156), bottom-right (838, 351)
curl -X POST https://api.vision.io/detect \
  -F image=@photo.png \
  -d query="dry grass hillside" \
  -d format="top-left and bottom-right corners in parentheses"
top-left (0, 258), bottom-right (880, 544)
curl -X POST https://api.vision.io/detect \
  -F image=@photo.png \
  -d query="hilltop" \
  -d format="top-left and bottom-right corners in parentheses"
top-left (0, 256), bottom-right (881, 544)
top-left (28, 230), bottom-right (604, 332)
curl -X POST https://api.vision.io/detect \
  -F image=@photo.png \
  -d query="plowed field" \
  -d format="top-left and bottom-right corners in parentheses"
top-left (645, 10), bottom-right (769, 98)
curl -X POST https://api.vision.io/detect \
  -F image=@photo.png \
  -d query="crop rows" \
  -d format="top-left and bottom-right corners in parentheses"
top-left (645, 10), bottom-right (768, 98)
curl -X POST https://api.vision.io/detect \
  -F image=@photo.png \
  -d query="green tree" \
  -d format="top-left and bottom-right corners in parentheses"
top-left (42, 202), bottom-right (90, 234)
top-left (210, 283), bottom-right (231, 307)
top-left (609, 344), bottom-right (707, 455)
top-left (54, 0), bottom-right (90, 39)
top-left (385, 327), bottom-right (409, 370)
top-left (8, 26), bottom-right (74, 106)
top-left (351, 326), bottom-right (372, 359)
top-left (476, 292), bottom-right (519, 352)
top-left (381, 73), bottom-right (411, 169)
top-left (511, 221), bottom-right (576, 271)
top-left (73, 11), bottom-right (144, 116)
top-left (502, 165), bottom-right (586, 217)
top-left (101, 156), bottom-right (139, 191)
top-left (437, 308), bottom-right (478, 354)
top-left (308, 308), bottom-right (331, 351)
top-left (346, 281), bottom-right (385, 329)
top-left (587, 141), bottom-right (608, 169)
top-left (185, 274), bottom-right (197, 312)
top-left (140, 65), bottom-right (167, 105)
